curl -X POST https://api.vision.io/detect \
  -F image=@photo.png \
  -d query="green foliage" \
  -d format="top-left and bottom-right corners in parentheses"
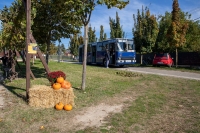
top-left (99, 25), bottom-right (107, 41)
top-left (133, 7), bottom-right (158, 53)
top-left (109, 12), bottom-right (124, 38)
top-left (184, 20), bottom-right (200, 52)
top-left (97, 0), bottom-right (129, 9)
top-left (49, 43), bottom-right (58, 55)
top-left (88, 25), bottom-right (96, 43)
top-left (155, 12), bottom-right (172, 52)
top-left (166, 0), bottom-right (189, 48)
top-left (0, 0), bottom-right (26, 50)
top-left (69, 34), bottom-right (83, 56)
top-left (60, 43), bottom-right (66, 54)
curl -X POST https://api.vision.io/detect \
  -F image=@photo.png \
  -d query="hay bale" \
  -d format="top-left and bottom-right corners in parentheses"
top-left (29, 85), bottom-right (75, 108)
top-left (54, 88), bottom-right (75, 106)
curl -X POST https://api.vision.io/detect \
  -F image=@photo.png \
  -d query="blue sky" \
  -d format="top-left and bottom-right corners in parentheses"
top-left (1, 0), bottom-right (200, 48)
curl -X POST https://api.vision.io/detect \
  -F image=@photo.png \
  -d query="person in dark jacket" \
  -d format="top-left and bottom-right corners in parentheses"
top-left (0, 53), bottom-right (8, 67)
top-left (105, 49), bottom-right (110, 68)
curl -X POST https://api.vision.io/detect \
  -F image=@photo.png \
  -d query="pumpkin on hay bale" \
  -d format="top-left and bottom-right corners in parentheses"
top-left (29, 85), bottom-right (75, 108)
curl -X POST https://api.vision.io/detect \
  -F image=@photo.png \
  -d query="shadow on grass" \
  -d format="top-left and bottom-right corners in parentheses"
top-left (3, 84), bottom-right (27, 102)
top-left (1, 61), bottom-right (49, 102)
top-left (16, 62), bottom-right (47, 78)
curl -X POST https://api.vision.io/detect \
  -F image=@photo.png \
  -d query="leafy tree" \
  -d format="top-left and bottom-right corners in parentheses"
top-left (0, 0), bottom-right (27, 50)
top-left (109, 12), bottom-right (124, 38)
top-left (76, 0), bottom-right (129, 91)
top-left (49, 43), bottom-right (58, 55)
top-left (184, 20), bottom-right (200, 52)
top-left (133, 7), bottom-right (158, 63)
top-left (103, 33), bottom-right (107, 40)
top-left (31, 0), bottom-right (82, 64)
top-left (99, 25), bottom-right (107, 41)
top-left (99, 25), bottom-right (104, 41)
top-left (155, 12), bottom-right (172, 52)
top-left (88, 24), bottom-right (96, 43)
top-left (166, 0), bottom-right (189, 67)
top-left (78, 35), bottom-right (84, 45)
top-left (60, 43), bottom-right (66, 54)
top-left (69, 34), bottom-right (82, 57)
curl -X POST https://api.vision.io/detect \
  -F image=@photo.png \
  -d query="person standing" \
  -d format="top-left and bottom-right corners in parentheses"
top-left (105, 49), bottom-right (110, 68)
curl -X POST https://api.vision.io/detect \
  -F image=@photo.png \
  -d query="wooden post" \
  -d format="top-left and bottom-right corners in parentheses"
top-left (30, 34), bottom-right (50, 73)
top-left (26, 0), bottom-right (31, 99)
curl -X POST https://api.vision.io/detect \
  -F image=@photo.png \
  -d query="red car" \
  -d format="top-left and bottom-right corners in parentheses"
top-left (152, 53), bottom-right (174, 67)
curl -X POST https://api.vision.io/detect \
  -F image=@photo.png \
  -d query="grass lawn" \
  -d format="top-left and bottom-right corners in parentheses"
top-left (0, 60), bottom-right (200, 133)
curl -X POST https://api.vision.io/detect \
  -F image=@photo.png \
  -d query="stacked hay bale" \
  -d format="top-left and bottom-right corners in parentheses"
top-left (29, 85), bottom-right (75, 108)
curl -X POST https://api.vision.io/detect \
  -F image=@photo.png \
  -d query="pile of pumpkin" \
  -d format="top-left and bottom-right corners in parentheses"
top-left (52, 76), bottom-right (73, 111)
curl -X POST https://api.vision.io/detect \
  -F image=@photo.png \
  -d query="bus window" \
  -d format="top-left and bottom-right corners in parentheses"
top-left (123, 43), bottom-right (127, 50)
top-left (117, 42), bottom-right (124, 51)
top-left (117, 42), bottom-right (134, 51)
top-left (128, 43), bottom-right (133, 50)
top-left (97, 42), bottom-right (103, 51)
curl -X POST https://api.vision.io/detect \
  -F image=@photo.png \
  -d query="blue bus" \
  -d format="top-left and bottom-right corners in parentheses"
top-left (79, 38), bottom-right (136, 67)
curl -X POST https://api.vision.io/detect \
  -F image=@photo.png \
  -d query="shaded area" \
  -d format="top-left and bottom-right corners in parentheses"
top-left (15, 61), bottom-right (47, 79)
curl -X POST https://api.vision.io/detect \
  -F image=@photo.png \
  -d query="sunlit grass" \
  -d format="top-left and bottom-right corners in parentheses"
top-left (0, 60), bottom-right (200, 133)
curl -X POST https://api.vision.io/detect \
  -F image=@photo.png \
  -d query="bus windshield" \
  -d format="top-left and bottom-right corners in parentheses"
top-left (117, 41), bottom-right (134, 51)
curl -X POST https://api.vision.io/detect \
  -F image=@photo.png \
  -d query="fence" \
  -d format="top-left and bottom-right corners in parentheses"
top-left (49, 55), bottom-right (76, 62)
top-left (136, 52), bottom-right (200, 66)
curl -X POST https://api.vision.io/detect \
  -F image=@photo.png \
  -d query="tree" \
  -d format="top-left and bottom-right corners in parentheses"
top-left (166, 0), bottom-right (189, 67)
top-left (31, 0), bottom-right (82, 64)
top-left (184, 20), bottom-right (200, 52)
top-left (49, 43), bottom-right (58, 55)
top-left (88, 24), bottom-right (96, 43)
top-left (109, 12), bottom-right (124, 38)
top-left (99, 25), bottom-right (107, 41)
top-left (76, 0), bottom-right (129, 91)
top-left (133, 6), bottom-right (158, 63)
top-left (60, 43), bottom-right (66, 54)
top-left (0, 0), bottom-right (27, 50)
top-left (155, 12), bottom-right (172, 52)
top-left (69, 34), bottom-right (82, 57)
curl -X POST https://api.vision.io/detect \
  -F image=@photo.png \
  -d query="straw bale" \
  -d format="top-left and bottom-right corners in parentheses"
top-left (29, 85), bottom-right (75, 108)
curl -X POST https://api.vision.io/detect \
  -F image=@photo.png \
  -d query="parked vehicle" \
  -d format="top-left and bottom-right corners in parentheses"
top-left (79, 38), bottom-right (136, 67)
top-left (152, 53), bottom-right (174, 67)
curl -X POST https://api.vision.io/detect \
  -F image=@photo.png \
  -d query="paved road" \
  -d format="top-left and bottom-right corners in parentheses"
top-left (116, 67), bottom-right (200, 81)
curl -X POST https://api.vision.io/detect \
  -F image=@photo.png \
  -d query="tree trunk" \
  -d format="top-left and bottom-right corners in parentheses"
top-left (176, 48), bottom-right (178, 68)
top-left (140, 54), bottom-right (143, 65)
top-left (81, 24), bottom-right (88, 91)
top-left (46, 32), bottom-right (51, 64)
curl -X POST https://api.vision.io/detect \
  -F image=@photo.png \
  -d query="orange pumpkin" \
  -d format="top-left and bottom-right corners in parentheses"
top-left (63, 104), bottom-right (73, 111)
top-left (55, 102), bottom-right (64, 110)
top-left (52, 83), bottom-right (61, 90)
top-left (61, 80), bottom-right (71, 89)
top-left (56, 76), bottom-right (64, 84)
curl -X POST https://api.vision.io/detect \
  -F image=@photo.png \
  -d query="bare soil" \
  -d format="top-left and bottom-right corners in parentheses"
top-left (49, 90), bottom-right (140, 132)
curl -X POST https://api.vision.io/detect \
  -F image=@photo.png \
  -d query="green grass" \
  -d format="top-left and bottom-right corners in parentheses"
top-left (0, 60), bottom-right (200, 132)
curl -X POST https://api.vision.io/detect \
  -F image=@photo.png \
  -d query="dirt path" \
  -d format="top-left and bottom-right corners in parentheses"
top-left (0, 72), bottom-right (5, 108)
top-left (45, 90), bottom-right (141, 132)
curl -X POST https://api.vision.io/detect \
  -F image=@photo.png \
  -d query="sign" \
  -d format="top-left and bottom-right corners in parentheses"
top-left (28, 43), bottom-right (37, 54)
